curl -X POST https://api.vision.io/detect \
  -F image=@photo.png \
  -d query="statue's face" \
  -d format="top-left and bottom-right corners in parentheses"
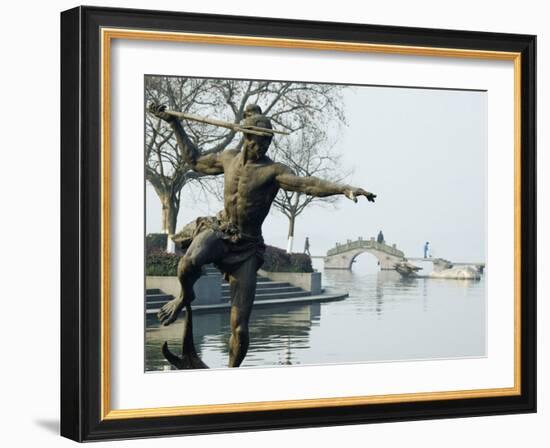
top-left (243, 133), bottom-right (270, 160)
top-left (241, 111), bottom-right (272, 161)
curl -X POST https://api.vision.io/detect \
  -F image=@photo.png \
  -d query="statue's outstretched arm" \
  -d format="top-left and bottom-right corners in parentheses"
top-left (276, 168), bottom-right (376, 203)
top-left (148, 103), bottom-right (224, 175)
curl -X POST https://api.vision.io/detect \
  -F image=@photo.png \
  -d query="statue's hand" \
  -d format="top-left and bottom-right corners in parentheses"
top-left (344, 187), bottom-right (376, 203)
top-left (148, 103), bottom-right (175, 123)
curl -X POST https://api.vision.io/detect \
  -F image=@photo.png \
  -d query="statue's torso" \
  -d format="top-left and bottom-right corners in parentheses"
top-left (222, 153), bottom-right (279, 238)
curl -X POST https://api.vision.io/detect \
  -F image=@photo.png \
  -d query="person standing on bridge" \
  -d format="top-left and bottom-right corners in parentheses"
top-left (424, 241), bottom-right (430, 258)
top-left (377, 230), bottom-right (385, 244)
top-left (304, 237), bottom-right (311, 256)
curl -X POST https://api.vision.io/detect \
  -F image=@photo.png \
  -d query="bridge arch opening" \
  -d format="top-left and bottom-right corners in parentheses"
top-left (350, 252), bottom-right (381, 274)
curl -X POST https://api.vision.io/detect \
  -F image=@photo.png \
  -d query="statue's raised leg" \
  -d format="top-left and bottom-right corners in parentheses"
top-left (158, 229), bottom-right (226, 326)
top-left (159, 229), bottom-right (226, 369)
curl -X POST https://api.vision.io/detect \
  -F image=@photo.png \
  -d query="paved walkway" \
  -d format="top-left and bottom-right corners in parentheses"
top-left (146, 290), bottom-right (348, 314)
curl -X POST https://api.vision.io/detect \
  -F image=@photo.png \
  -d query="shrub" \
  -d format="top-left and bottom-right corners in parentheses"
top-left (262, 245), bottom-right (313, 273)
top-left (146, 250), bottom-right (179, 276)
top-left (144, 243), bottom-right (313, 276)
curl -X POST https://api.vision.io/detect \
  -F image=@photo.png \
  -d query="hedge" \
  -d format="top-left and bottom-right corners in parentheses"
top-left (262, 245), bottom-right (313, 273)
top-left (145, 243), bottom-right (313, 276)
top-left (145, 249), bottom-right (179, 276)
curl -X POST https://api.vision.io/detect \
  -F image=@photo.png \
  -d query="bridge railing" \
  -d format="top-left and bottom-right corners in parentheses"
top-left (326, 239), bottom-right (404, 258)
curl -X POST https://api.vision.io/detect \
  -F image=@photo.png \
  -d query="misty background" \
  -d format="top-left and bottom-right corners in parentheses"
top-left (146, 84), bottom-right (487, 268)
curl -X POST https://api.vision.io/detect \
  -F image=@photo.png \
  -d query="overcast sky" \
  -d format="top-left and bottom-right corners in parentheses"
top-left (146, 84), bottom-right (487, 264)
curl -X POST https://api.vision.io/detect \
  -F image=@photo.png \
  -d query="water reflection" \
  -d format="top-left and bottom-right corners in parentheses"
top-left (146, 302), bottom-right (321, 370)
top-left (145, 269), bottom-right (486, 371)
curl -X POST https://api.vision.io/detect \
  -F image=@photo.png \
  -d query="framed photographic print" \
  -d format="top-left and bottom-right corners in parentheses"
top-left (60, 6), bottom-right (536, 441)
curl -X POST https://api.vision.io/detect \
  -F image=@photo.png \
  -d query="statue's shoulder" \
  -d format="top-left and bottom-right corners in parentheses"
top-left (220, 149), bottom-right (240, 160)
top-left (224, 149), bottom-right (240, 157)
top-left (262, 157), bottom-right (281, 169)
top-left (271, 161), bottom-right (294, 176)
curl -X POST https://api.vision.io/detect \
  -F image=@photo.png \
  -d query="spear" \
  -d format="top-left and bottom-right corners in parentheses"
top-left (157, 109), bottom-right (290, 137)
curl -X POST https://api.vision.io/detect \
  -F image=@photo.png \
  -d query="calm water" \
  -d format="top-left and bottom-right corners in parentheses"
top-left (145, 263), bottom-right (486, 371)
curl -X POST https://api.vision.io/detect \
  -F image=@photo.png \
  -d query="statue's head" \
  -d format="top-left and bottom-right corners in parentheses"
top-left (241, 104), bottom-right (273, 160)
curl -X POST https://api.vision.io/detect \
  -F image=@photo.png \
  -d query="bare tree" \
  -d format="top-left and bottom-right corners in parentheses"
top-left (271, 128), bottom-right (351, 253)
top-left (145, 76), bottom-right (348, 251)
top-left (145, 77), bottom-right (236, 249)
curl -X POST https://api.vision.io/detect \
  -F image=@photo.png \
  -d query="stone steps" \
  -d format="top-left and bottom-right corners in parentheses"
top-left (146, 274), bottom-right (311, 311)
top-left (147, 290), bottom-right (348, 315)
top-left (146, 293), bottom-right (174, 311)
top-left (238, 290), bottom-right (312, 300)
top-left (221, 281), bottom-right (292, 291)
top-left (222, 286), bottom-right (305, 299)
top-left (146, 288), bottom-right (163, 295)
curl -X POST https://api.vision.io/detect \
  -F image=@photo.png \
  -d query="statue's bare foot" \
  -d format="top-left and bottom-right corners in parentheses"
top-left (158, 298), bottom-right (184, 326)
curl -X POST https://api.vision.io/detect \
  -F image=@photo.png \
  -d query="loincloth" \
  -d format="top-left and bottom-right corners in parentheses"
top-left (172, 211), bottom-right (265, 276)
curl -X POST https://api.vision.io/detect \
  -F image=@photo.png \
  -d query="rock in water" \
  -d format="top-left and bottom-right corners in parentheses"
top-left (428, 266), bottom-right (480, 280)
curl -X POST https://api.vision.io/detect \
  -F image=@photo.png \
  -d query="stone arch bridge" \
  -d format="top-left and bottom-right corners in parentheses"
top-left (324, 237), bottom-right (405, 270)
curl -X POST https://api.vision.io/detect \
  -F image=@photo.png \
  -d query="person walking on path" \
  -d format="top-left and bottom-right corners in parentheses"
top-left (304, 237), bottom-right (311, 256)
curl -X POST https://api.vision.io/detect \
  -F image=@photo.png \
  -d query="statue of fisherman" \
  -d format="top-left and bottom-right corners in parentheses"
top-left (148, 103), bottom-right (376, 368)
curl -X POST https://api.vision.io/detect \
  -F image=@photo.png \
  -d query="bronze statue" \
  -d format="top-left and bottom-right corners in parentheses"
top-left (148, 103), bottom-right (376, 368)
